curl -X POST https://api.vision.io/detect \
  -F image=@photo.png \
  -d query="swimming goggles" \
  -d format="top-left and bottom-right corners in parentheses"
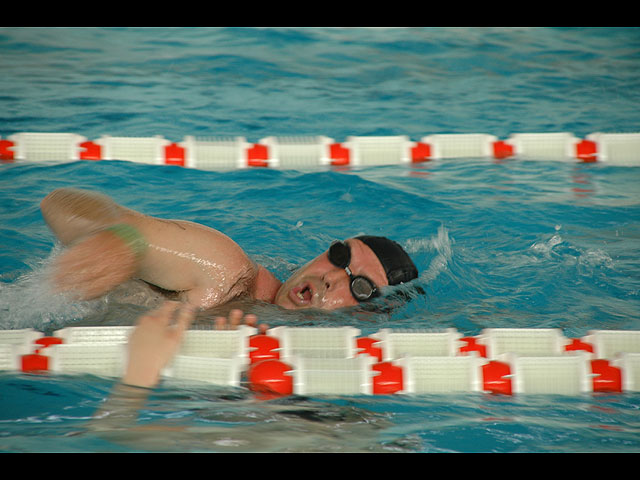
top-left (328, 240), bottom-right (379, 302)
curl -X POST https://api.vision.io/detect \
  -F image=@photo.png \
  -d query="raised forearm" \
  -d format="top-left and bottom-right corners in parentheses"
top-left (40, 188), bottom-right (128, 245)
top-left (41, 189), bottom-right (150, 300)
top-left (40, 188), bottom-right (260, 309)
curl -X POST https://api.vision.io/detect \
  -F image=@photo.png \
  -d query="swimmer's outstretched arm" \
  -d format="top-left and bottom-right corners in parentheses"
top-left (40, 188), bottom-right (278, 308)
top-left (122, 303), bottom-right (264, 388)
top-left (89, 303), bottom-right (261, 432)
top-left (123, 301), bottom-right (195, 388)
top-left (88, 301), bottom-right (194, 431)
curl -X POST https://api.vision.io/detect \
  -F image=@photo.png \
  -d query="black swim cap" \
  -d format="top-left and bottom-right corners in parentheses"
top-left (355, 236), bottom-right (418, 286)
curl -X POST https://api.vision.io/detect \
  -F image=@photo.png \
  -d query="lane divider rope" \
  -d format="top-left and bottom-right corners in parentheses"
top-left (2, 326), bottom-right (639, 396)
top-left (2, 131), bottom-right (639, 167)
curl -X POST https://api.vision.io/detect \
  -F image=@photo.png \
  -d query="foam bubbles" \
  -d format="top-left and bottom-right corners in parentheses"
top-left (0, 251), bottom-right (103, 332)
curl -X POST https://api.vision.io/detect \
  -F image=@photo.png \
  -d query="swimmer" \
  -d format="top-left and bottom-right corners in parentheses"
top-left (41, 188), bottom-right (418, 312)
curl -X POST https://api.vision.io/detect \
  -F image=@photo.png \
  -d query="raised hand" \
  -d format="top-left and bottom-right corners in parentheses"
top-left (123, 301), bottom-right (195, 388)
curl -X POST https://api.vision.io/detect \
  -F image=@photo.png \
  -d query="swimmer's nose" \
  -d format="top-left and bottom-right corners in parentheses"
top-left (317, 268), bottom-right (355, 309)
top-left (322, 267), bottom-right (349, 291)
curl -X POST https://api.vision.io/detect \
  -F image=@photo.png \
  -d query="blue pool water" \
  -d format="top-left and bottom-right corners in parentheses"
top-left (1, 27), bottom-right (640, 452)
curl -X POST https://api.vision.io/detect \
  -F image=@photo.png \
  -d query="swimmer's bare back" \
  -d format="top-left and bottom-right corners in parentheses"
top-left (41, 188), bottom-right (281, 308)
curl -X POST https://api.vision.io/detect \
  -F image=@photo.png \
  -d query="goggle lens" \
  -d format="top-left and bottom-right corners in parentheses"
top-left (328, 241), bottom-right (378, 302)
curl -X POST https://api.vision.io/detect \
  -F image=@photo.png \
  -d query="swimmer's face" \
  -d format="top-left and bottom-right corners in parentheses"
top-left (274, 238), bottom-right (389, 310)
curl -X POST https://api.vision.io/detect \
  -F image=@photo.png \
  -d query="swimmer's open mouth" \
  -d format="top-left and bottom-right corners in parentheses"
top-left (290, 282), bottom-right (313, 305)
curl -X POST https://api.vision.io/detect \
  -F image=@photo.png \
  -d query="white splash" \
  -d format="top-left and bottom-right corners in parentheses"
top-left (0, 251), bottom-right (103, 331)
top-left (404, 225), bottom-right (454, 284)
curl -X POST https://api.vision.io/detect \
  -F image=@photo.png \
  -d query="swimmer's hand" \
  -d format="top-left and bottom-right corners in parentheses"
top-left (215, 309), bottom-right (268, 334)
top-left (123, 301), bottom-right (195, 389)
top-left (49, 227), bottom-right (140, 300)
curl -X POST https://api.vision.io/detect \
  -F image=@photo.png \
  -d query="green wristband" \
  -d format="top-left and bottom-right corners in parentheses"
top-left (104, 224), bottom-right (148, 260)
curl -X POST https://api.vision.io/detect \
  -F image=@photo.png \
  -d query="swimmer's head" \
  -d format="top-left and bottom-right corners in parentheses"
top-left (273, 236), bottom-right (418, 310)
top-left (354, 235), bottom-right (418, 286)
